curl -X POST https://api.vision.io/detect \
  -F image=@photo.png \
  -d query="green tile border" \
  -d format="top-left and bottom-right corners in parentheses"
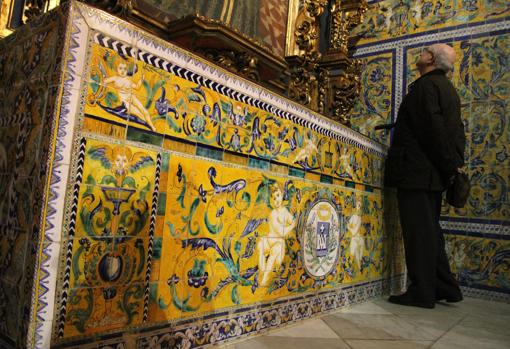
top-left (196, 144), bottom-right (223, 161)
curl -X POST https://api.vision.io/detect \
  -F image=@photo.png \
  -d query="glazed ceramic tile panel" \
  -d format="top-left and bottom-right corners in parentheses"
top-left (144, 154), bottom-right (386, 324)
top-left (353, 0), bottom-right (510, 45)
top-left (0, 8), bottom-right (67, 349)
top-left (56, 14), bottom-right (389, 348)
top-left (350, 51), bottom-right (394, 145)
top-left (61, 138), bottom-right (160, 337)
top-left (351, 0), bottom-right (510, 301)
top-left (0, 2), bottom-right (400, 349)
top-left (83, 38), bottom-right (384, 188)
top-left (444, 232), bottom-right (510, 299)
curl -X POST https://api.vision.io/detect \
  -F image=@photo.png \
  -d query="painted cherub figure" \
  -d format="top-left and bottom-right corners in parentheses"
top-left (258, 185), bottom-right (296, 287)
top-left (104, 62), bottom-right (156, 131)
top-left (348, 199), bottom-right (364, 269)
top-left (339, 145), bottom-right (354, 178)
top-left (293, 132), bottom-right (318, 164)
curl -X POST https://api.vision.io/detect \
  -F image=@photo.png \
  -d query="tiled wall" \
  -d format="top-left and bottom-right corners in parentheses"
top-left (0, 9), bottom-right (67, 349)
top-left (351, 0), bottom-right (510, 301)
top-left (0, 2), bottom-right (404, 349)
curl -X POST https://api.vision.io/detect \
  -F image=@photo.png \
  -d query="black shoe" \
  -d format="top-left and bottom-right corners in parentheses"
top-left (388, 294), bottom-right (435, 309)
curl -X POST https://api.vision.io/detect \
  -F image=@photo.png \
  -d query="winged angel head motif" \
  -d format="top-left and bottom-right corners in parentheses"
top-left (88, 145), bottom-right (154, 188)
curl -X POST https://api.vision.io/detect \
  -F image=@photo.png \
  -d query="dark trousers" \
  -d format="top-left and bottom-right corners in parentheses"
top-left (397, 188), bottom-right (461, 302)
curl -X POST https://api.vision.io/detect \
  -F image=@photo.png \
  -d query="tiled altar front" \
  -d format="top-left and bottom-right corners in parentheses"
top-left (0, 2), bottom-right (403, 349)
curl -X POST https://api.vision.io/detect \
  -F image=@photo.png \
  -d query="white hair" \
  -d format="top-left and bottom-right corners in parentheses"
top-left (426, 44), bottom-right (456, 72)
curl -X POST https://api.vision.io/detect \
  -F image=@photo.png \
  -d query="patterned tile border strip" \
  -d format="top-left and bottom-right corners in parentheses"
top-left (354, 16), bottom-right (510, 54)
top-left (52, 276), bottom-right (404, 349)
top-left (56, 138), bottom-right (87, 339)
top-left (461, 286), bottom-right (510, 303)
top-left (29, 5), bottom-right (84, 349)
top-left (79, 6), bottom-right (386, 158)
top-left (440, 220), bottom-right (510, 236)
top-left (143, 154), bottom-right (162, 322)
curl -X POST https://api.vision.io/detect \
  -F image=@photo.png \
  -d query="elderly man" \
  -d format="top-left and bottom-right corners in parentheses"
top-left (385, 44), bottom-right (466, 308)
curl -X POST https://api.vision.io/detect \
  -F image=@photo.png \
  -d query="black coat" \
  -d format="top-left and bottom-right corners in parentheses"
top-left (384, 69), bottom-right (465, 191)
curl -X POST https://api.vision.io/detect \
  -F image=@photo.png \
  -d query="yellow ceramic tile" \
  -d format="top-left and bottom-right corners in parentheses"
top-left (270, 162), bottom-right (287, 174)
top-left (153, 214), bottom-right (166, 239)
top-left (333, 178), bottom-right (345, 186)
top-left (67, 237), bottom-right (114, 289)
top-left (72, 139), bottom-right (158, 239)
top-left (82, 116), bottom-right (127, 140)
top-left (304, 171), bottom-right (320, 182)
top-left (83, 43), bottom-right (382, 188)
top-left (112, 237), bottom-right (150, 284)
top-left (168, 75), bottom-right (222, 146)
top-left (163, 138), bottom-right (196, 155)
top-left (8, 4), bottom-right (475, 340)
top-left (287, 129), bottom-right (321, 171)
top-left (64, 283), bottom-right (145, 338)
top-left (223, 151), bottom-right (249, 166)
top-left (86, 45), bottom-right (137, 127)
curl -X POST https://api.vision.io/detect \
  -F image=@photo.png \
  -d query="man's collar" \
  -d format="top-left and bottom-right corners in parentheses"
top-left (409, 69), bottom-right (446, 90)
top-left (419, 68), bottom-right (446, 78)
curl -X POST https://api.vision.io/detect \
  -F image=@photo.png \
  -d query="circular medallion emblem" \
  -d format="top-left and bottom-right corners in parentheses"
top-left (301, 199), bottom-right (342, 278)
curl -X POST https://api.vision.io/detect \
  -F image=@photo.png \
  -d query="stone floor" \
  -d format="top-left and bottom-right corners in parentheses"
top-left (218, 297), bottom-right (510, 349)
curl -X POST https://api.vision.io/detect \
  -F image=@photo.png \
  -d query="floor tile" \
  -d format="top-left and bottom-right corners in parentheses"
top-left (450, 298), bottom-right (510, 316)
top-left (265, 318), bottom-right (339, 338)
top-left (372, 299), bottom-right (446, 316)
top-left (231, 336), bottom-right (351, 349)
top-left (345, 339), bottom-right (433, 349)
top-left (431, 324), bottom-right (510, 349)
top-left (396, 312), bottom-right (464, 336)
top-left (218, 298), bottom-right (510, 349)
top-left (322, 313), bottom-right (444, 341)
top-left (457, 313), bottom-right (510, 338)
top-left (336, 302), bottom-right (393, 315)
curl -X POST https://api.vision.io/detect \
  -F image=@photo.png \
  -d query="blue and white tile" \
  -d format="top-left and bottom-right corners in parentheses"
top-left (63, 6), bottom-right (91, 82)
top-left (135, 34), bottom-right (192, 71)
top-left (43, 163), bottom-right (71, 243)
top-left (76, 2), bottom-right (138, 48)
top-left (230, 77), bottom-right (262, 101)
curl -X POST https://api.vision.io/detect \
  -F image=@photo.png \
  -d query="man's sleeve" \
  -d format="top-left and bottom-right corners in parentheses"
top-left (411, 81), bottom-right (459, 179)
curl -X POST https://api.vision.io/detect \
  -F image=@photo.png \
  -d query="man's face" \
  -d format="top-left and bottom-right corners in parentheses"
top-left (416, 48), bottom-right (434, 72)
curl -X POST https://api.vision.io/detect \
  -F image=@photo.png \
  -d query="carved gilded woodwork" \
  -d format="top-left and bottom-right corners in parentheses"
top-left (329, 58), bottom-right (363, 126)
top-left (294, 0), bottom-right (327, 52)
top-left (286, 0), bottom-right (367, 125)
top-left (0, 0), bottom-right (59, 36)
top-left (199, 48), bottom-right (260, 82)
top-left (166, 14), bottom-right (289, 94)
top-left (324, 1), bottom-right (367, 124)
top-left (287, 0), bottom-right (327, 110)
top-left (329, 0), bottom-right (368, 52)
top-left (317, 68), bottom-right (329, 115)
top-left (287, 53), bottom-right (319, 106)
top-left (83, 0), bottom-right (135, 16)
